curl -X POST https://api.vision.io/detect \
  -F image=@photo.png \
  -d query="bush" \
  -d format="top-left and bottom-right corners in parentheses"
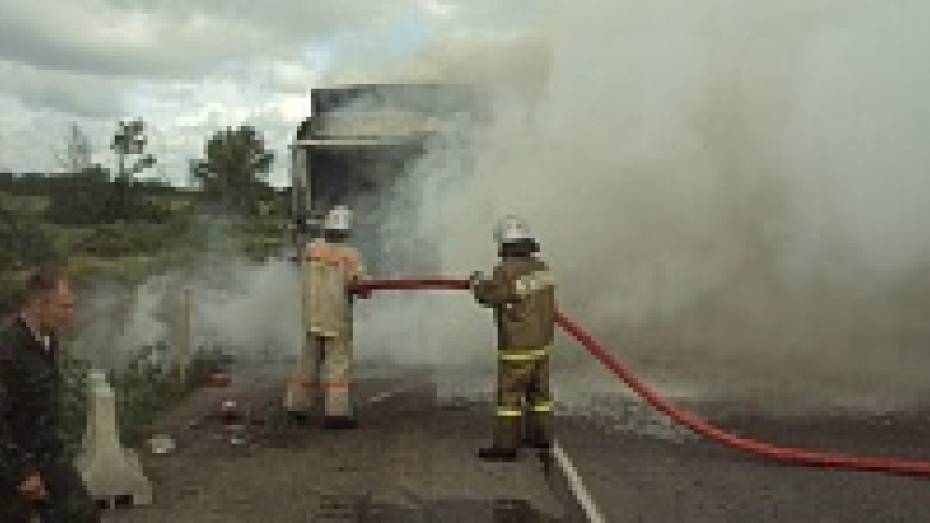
top-left (73, 224), bottom-right (166, 257)
top-left (59, 342), bottom-right (233, 451)
top-left (114, 343), bottom-right (232, 446)
top-left (111, 356), bottom-right (182, 446)
top-left (46, 178), bottom-right (170, 226)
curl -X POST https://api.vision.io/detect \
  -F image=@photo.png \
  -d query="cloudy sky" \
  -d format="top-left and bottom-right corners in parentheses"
top-left (0, 0), bottom-right (538, 186)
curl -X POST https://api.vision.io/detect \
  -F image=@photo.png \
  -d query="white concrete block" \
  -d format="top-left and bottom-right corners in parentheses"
top-left (77, 371), bottom-right (153, 506)
top-left (74, 370), bottom-right (108, 472)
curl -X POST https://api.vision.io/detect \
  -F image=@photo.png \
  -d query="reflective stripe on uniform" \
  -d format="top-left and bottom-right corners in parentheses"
top-left (337, 253), bottom-right (360, 273)
top-left (498, 347), bottom-right (549, 361)
top-left (307, 242), bottom-right (335, 261)
top-left (499, 351), bottom-right (537, 362)
top-left (514, 270), bottom-right (556, 296)
top-left (530, 401), bottom-right (553, 413)
top-left (496, 407), bottom-right (523, 417)
top-left (306, 242), bottom-right (361, 272)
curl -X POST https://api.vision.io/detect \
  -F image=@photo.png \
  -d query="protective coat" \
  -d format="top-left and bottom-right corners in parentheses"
top-left (304, 239), bottom-right (364, 339)
top-left (474, 255), bottom-right (557, 451)
top-left (286, 238), bottom-right (366, 419)
top-left (474, 256), bottom-right (556, 350)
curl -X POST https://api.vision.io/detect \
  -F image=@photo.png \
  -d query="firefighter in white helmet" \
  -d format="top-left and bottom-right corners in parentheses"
top-left (284, 204), bottom-right (369, 429)
top-left (471, 215), bottom-right (557, 461)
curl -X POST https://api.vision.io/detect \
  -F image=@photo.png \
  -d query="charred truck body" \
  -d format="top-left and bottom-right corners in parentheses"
top-left (289, 82), bottom-right (486, 274)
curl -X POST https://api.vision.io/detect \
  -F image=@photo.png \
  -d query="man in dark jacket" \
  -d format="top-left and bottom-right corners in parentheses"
top-left (0, 266), bottom-right (100, 522)
top-left (471, 215), bottom-right (557, 461)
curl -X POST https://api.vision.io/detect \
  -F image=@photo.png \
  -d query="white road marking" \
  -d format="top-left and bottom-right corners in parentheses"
top-left (553, 439), bottom-right (607, 523)
top-left (364, 385), bottom-right (604, 520)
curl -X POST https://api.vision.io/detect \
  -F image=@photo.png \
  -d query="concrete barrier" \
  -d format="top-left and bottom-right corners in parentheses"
top-left (76, 370), bottom-right (153, 508)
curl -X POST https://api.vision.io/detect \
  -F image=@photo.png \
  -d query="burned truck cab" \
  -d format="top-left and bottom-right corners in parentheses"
top-left (289, 82), bottom-right (485, 275)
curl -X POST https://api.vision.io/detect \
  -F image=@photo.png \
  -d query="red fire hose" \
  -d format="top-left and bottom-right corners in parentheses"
top-left (352, 277), bottom-right (930, 477)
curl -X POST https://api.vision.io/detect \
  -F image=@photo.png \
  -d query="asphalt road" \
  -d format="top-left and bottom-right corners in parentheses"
top-left (98, 356), bottom-right (930, 522)
top-left (555, 396), bottom-right (930, 522)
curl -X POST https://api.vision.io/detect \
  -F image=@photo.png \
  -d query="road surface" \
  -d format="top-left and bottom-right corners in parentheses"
top-left (100, 357), bottom-right (930, 522)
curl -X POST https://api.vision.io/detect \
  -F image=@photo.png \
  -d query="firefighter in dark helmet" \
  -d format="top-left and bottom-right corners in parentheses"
top-left (471, 215), bottom-right (557, 461)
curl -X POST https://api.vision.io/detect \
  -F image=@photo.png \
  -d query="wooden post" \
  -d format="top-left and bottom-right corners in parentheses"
top-left (175, 288), bottom-right (192, 387)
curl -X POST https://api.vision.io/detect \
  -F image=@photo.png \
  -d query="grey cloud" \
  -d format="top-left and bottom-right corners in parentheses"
top-left (320, 1), bottom-right (549, 86)
top-left (0, 61), bottom-right (127, 117)
top-left (0, 0), bottom-right (280, 78)
top-left (0, 0), bottom-right (422, 79)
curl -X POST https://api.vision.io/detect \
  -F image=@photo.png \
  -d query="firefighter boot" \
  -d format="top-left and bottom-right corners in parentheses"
top-left (478, 447), bottom-right (518, 461)
top-left (479, 415), bottom-right (521, 462)
top-left (323, 416), bottom-right (358, 430)
top-left (525, 407), bottom-right (553, 450)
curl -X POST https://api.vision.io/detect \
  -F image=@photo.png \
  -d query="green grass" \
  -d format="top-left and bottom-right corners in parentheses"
top-left (0, 192), bottom-right (50, 213)
top-left (43, 226), bottom-right (98, 255)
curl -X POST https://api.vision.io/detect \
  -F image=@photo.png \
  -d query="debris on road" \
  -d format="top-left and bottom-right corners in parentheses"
top-left (148, 434), bottom-right (176, 455)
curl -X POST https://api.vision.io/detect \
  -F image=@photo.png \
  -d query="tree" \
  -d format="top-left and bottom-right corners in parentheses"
top-left (110, 118), bottom-right (158, 220)
top-left (190, 126), bottom-right (274, 214)
top-left (112, 118), bottom-right (156, 181)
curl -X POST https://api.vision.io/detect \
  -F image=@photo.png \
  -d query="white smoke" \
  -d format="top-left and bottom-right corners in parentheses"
top-left (351, 0), bottom-right (930, 412)
top-left (68, 218), bottom-right (302, 370)
top-left (65, 1), bottom-right (930, 415)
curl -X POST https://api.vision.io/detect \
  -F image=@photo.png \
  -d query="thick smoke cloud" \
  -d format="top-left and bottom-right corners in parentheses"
top-left (352, 0), bottom-right (930, 412)
top-left (60, 1), bottom-right (930, 415)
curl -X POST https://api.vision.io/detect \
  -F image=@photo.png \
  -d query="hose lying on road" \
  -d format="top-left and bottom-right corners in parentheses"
top-left (352, 277), bottom-right (930, 477)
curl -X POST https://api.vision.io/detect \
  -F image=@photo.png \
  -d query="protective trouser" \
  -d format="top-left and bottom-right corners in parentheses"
top-left (493, 347), bottom-right (552, 450)
top-left (284, 336), bottom-right (315, 413)
top-left (285, 333), bottom-right (353, 418)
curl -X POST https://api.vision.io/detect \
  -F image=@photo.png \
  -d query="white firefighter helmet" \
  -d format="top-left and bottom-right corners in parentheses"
top-left (493, 214), bottom-right (533, 245)
top-left (324, 205), bottom-right (352, 232)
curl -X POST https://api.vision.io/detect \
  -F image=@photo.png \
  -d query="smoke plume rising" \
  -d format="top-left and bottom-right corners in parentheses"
top-left (351, 1), bottom-right (930, 412)
top-left (62, 1), bottom-right (930, 416)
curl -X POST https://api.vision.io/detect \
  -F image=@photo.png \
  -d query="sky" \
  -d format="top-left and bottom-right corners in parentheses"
top-left (0, 0), bottom-right (536, 186)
